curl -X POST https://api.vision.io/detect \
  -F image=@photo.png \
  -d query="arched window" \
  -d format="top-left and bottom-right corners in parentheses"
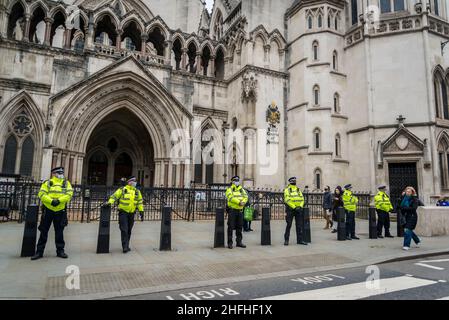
top-left (313, 85), bottom-right (320, 106)
top-left (7, 2), bottom-right (25, 40)
top-left (318, 15), bottom-right (323, 28)
top-left (335, 16), bottom-right (339, 30)
top-left (213, 10), bottom-right (223, 40)
top-left (215, 48), bottom-right (225, 80)
top-left (95, 15), bottom-right (117, 46)
top-left (19, 136), bottom-right (34, 176)
top-left (308, 15), bottom-right (313, 29)
top-left (50, 10), bottom-right (66, 48)
top-left (122, 21), bottom-right (142, 51)
top-left (29, 6), bottom-right (46, 44)
top-left (313, 128), bottom-right (321, 150)
top-left (335, 134), bottom-right (341, 158)
top-left (201, 45), bottom-right (212, 76)
top-left (314, 168), bottom-right (322, 190)
top-left (312, 41), bottom-right (319, 61)
top-left (172, 38), bottom-right (183, 70)
top-left (438, 136), bottom-right (449, 189)
top-left (332, 51), bottom-right (338, 70)
top-left (187, 42), bottom-right (198, 73)
top-left (147, 27), bottom-right (165, 56)
top-left (442, 78), bottom-right (449, 119)
top-left (334, 93), bottom-right (340, 113)
top-left (2, 135), bottom-right (17, 174)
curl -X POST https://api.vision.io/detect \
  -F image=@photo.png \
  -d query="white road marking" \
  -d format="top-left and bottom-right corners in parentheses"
top-left (438, 296), bottom-right (449, 300)
top-left (415, 263), bottom-right (445, 271)
top-left (255, 276), bottom-right (437, 300)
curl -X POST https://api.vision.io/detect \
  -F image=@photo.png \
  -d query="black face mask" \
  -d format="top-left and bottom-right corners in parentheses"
top-left (290, 182), bottom-right (297, 186)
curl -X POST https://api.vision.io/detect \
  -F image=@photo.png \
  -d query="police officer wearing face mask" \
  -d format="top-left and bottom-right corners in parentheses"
top-left (105, 176), bottom-right (144, 253)
top-left (284, 177), bottom-right (308, 246)
top-left (225, 176), bottom-right (248, 249)
top-left (32, 167), bottom-right (73, 260)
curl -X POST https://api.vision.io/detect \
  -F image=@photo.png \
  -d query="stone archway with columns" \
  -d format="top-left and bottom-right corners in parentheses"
top-left (45, 56), bottom-right (192, 186)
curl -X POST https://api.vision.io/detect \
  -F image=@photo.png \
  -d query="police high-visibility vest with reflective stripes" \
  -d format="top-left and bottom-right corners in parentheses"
top-left (374, 191), bottom-right (393, 212)
top-left (343, 190), bottom-right (358, 212)
top-left (108, 185), bottom-right (144, 214)
top-left (38, 177), bottom-right (73, 212)
top-left (225, 185), bottom-right (248, 210)
top-left (284, 185), bottom-right (304, 210)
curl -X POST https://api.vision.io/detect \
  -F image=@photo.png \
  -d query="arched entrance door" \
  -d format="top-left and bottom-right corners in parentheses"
top-left (114, 153), bottom-right (133, 185)
top-left (88, 151), bottom-right (108, 185)
top-left (83, 108), bottom-right (155, 186)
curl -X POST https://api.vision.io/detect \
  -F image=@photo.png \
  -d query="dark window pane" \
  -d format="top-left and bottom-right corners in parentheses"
top-left (441, 80), bottom-right (449, 119)
top-left (435, 81), bottom-right (440, 118)
top-left (308, 16), bottom-right (312, 29)
top-left (394, 0), bottom-right (405, 11)
top-left (316, 173), bottom-right (321, 190)
top-left (434, 0), bottom-right (439, 15)
top-left (19, 136), bottom-right (34, 176)
top-left (2, 135), bottom-right (17, 174)
top-left (381, 0), bottom-right (391, 13)
top-left (351, 0), bottom-right (358, 25)
top-left (440, 153), bottom-right (445, 187)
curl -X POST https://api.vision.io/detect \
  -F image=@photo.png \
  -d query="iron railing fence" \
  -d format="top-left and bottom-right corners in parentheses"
top-left (0, 182), bottom-right (373, 223)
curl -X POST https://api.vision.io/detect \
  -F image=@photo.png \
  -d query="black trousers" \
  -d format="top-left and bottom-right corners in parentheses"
top-left (119, 211), bottom-right (135, 250)
top-left (345, 210), bottom-right (356, 238)
top-left (36, 207), bottom-right (66, 255)
top-left (376, 210), bottom-right (391, 236)
top-left (227, 208), bottom-right (243, 245)
top-left (285, 207), bottom-right (303, 243)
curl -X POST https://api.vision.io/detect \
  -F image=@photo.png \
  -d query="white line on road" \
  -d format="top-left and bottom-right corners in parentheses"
top-left (255, 276), bottom-right (437, 300)
top-left (414, 263), bottom-right (445, 271)
top-left (437, 296), bottom-right (449, 300)
top-left (420, 259), bottom-right (449, 263)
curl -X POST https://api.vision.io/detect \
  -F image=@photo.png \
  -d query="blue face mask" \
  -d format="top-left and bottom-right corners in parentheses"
top-left (56, 174), bottom-right (64, 179)
top-left (233, 181), bottom-right (240, 187)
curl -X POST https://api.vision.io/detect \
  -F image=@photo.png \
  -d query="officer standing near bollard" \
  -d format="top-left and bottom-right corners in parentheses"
top-left (374, 185), bottom-right (394, 238)
top-left (31, 167), bottom-right (73, 260)
top-left (225, 176), bottom-right (248, 249)
top-left (104, 176), bottom-right (144, 253)
top-left (284, 177), bottom-right (308, 246)
top-left (343, 184), bottom-right (360, 240)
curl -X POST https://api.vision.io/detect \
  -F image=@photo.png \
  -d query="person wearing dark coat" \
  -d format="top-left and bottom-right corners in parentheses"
top-left (331, 186), bottom-right (344, 233)
top-left (322, 186), bottom-right (333, 230)
top-left (399, 187), bottom-right (422, 251)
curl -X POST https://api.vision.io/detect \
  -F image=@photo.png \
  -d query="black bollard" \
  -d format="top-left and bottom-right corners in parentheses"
top-left (337, 207), bottom-right (346, 241)
top-left (369, 207), bottom-right (378, 239)
top-left (96, 205), bottom-right (111, 254)
top-left (302, 208), bottom-right (311, 243)
top-left (21, 205), bottom-right (39, 257)
top-left (160, 206), bottom-right (172, 251)
top-left (214, 208), bottom-right (225, 248)
top-left (397, 208), bottom-right (404, 237)
top-left (261, 207), bottom-right (271, 246)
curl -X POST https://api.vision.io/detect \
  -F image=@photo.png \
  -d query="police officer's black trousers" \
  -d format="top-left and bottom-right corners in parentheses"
top-left (284, 208), bottom-right (303, 243)
top-left (227, 208), bottom-right (243, 245)
top-left (376, 210), bottom-right (391, 236)
top-left (345, 210), bottom-right (356, 238)
top-left (119, 211), bottom-right (135, 250)
top-left (36, 207), bottom-right (66, 255)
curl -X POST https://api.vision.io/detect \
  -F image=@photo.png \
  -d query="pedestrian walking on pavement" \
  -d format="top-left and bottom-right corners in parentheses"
top-left (332, 186), bottom-right (344, 233)
top-left (283, 177), bottom-right (308, 246)
top-left (104, 176), bottom-right (144, 253)
top-left (399, 187), bottom-right (422, 251)
top-left (322, 186), bottom-right (333, 230)
top-left (374, 185), bottom-right (394, 238)
top-left (32, 167), bottom-right (73, 260)
top-left (225, 176), bottom-right (248, 249)
top-left (343, 184), bottom-right (360, 240)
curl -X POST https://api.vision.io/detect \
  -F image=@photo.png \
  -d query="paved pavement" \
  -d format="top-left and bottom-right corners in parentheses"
top-left (115, 254), bottom-right (449, 300)
top-left (0, 219), bottom-right (448, 299)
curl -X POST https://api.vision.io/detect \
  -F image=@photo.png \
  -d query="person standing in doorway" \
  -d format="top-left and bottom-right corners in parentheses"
top-left (32, 167), bottom-right (73, 260)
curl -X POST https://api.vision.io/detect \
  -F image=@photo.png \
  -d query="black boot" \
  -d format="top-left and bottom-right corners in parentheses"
top-left (228, 243), bottom-right (233, 249)
top-left (237, 243), bottom-right (247, 248)
top-left (57, 252), bottom-right (68, 259)
top-left (31, 253), bottom-right (43, 261)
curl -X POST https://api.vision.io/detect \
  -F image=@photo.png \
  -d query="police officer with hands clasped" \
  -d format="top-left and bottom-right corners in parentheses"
top-left (32, 167), bottom-right (73, 260)
top-left (374, 185), bottom-right (394, 238)
top-left (104, 176), bottom-right (144, 253)
top-left (225, 176), bottom-right (248, 249)
top-left (284, 177), bottom-right (308, 246)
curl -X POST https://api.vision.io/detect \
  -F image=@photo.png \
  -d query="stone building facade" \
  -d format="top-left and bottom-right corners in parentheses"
top-left (1, 0), bottom-right (449, 204)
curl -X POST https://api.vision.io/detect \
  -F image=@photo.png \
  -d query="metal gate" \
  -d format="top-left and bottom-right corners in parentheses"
top-left (388, 162), bottom-right (418, 209)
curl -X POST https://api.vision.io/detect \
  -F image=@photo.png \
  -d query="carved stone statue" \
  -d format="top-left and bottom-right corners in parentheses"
top-left (13, 18), bottom-right (24, 41)
top-left (241, 71), bottom-right (258, 102)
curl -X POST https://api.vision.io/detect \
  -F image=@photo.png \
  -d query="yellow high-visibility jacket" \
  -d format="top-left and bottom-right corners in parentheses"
top-left (225, 185), bottom-right (248, 210)
top-left (374, 191), bottom-right (393, 212)
top-left (343, 190), bottom-right (358, 212)
top-left (108, 185), bottom-right (144, 214)
top-left (38, 177), bottom-right (73, 212)
top-left (284, 185), bottom-right (304, 210)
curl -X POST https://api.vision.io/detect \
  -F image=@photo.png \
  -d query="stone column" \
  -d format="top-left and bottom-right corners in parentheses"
top-left (23, 14), bottom-right (31, 42)
top-left (44, 17), bottom-right (53, 46)
top-left (141, 33), bottom-right (148, 55)
top-left (246, 41), bottom-right (254, 65)
top-left (0, 6), bottom-right (8, 39)
top-left (181, 48), bottom-right (188, 70)
top-left (208, 55), bottom-right (215, 77)
top-left (196, 52), bottom-right (202, 75)
top-left (85, 13), bottom-right (95, 49)
top-left (164, 40), bottom-right (172, 65)
top-left (264, 44), bottom-right (271, 69)
top-left (64, 28), bottom-right (72, 49)
top-left (279, 48), bottom-right (285, 71)
top-left (154, 160), bottom-right (162, 187)
top-left (76, 155), bottom-right (84, 184)
top-left (116, 29), bottom-right (122, 51)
